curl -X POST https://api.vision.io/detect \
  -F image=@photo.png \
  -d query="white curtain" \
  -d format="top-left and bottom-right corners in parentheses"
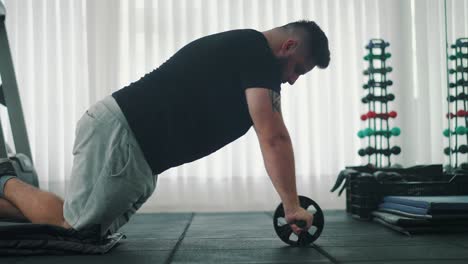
top-left (2, 0), bottom-right (467, 211)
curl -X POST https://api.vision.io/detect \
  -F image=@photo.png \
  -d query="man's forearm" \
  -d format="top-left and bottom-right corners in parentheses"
top-left (259, 135), bottom-right (300, 214)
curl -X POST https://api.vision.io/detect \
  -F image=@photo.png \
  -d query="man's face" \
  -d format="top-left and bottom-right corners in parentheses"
top-left (277, 40), bottom-right (316, 85)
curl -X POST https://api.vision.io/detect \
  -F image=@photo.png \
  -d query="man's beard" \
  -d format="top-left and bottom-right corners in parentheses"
top-left (275, 57), bottom-right (289, 83)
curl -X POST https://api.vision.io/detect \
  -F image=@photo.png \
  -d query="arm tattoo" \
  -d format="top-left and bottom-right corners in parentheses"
top-left (268, 90), bottom-right (281, 113)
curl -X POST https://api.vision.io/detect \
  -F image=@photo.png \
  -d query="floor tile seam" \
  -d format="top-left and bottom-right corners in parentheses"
top-left (313, 244), bottom-right (341, 264)
top-left (164, 212), bottom-right (195, 264)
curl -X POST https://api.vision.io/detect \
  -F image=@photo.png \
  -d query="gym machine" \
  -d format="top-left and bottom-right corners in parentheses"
top-left (0, 1), bottom-right (39, 187)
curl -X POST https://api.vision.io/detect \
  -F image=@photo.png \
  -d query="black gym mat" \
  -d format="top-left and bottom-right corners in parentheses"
top-left (2, 211), bottom-right (468, 263)
top-left (0, 222), bottom-right (125, 255)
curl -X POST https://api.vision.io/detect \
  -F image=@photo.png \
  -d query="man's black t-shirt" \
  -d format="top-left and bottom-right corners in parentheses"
top-left (112, 29), bottom-right (281, 175)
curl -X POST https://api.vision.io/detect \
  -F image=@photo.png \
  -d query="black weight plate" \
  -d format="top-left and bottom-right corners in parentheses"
top-left (273, 195), bottom-right (324, 247)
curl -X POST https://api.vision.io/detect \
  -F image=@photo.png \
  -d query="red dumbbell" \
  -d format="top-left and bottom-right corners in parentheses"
top-left (388, 111), bottom-right (397, 118)
top-left (457, 110), bottom-right (467, 117)
top-left (376, 111), bottom-right (397, 120)
top-left (361, 111), bottom-right (397, 121)
top-left (361, 111), bottom-right (376, 121)
top-left (446, 110), bottom-right (468, 119)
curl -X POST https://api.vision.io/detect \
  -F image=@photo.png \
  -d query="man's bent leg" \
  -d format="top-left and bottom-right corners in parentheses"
top-left (3, 178), bottom-right (71, 228)
top-left (0, 197), bottom-right (26, 221)
top-left (63, 96), bottom-right (155, 236)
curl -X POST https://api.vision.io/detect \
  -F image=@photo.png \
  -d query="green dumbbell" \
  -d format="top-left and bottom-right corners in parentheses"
top-left (373, 127), bottom-right (401, 138)
top-left (364, 53), bottom-right (391, 61)
top-left (364, 128), bottom-right (374, 136)
top-left (363, 67), bottom-right (393, 75)
top-left (455, 126), bottom-right (467, 135)
top-left (358, 127), bottom-right (400, 138)
top-left (444, 126), bottom-right (468, 136)
top-left (449, 67), bottom-right (468, 74)
top-left (357, 130), bottom-right (366, 138)
top-left (449, 54), bottom-right (468, 60)
top-left (357, 128), bottom-right (375, 138)
top-left (391, 127), bottom-right (401, 136)
top-left (443, 129), bottom-right (451, 137)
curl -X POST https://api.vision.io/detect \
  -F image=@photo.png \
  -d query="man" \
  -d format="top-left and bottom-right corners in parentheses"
top-left (0, 20), bottom-right (330, 237)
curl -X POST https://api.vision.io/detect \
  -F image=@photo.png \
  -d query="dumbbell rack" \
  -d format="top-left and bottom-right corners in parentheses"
top-left (445, 38), bottom-right (468, 169)
top-left (358, 39), bottom-right (401, 168)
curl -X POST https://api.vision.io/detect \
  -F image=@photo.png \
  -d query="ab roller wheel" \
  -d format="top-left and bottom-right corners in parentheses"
top-left (273, 195), bottom-right (324, 247)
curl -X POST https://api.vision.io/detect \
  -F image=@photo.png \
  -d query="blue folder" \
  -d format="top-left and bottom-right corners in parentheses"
top-left (379, 202), bottom-right (429, 216)
top-left (383, 196), bottom-right (468, 213)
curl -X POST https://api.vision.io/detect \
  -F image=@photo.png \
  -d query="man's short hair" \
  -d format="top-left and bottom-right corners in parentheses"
top-left (282, 20), bottom-right (330, 69)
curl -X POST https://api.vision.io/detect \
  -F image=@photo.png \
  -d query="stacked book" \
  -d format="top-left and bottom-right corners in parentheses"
top-left (373, 195), bottom-right (468, 235)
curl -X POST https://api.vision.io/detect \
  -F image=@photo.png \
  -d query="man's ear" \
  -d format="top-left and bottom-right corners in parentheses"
top-left (281, 39), bottom-right (298, 55)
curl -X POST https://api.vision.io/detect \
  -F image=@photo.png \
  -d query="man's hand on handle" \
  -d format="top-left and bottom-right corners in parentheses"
top-left (285, 207), bottom-right (314, 235)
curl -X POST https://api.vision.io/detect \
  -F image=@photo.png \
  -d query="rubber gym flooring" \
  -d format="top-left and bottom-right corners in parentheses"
top-left (2, 210), bottom-right (468, 263)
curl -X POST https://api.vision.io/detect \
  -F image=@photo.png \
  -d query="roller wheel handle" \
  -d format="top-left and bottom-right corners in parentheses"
top-left (294, 220), bottom-right (306, 228)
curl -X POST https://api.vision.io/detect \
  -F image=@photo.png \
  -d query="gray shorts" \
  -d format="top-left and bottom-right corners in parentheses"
top-left (63, 96), bottom-right (157, 236)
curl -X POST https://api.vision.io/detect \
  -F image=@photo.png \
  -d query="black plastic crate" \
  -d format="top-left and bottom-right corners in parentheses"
top-left (350, 194), bottom-right (381, 207)
top-left (350, 204), bottom-right (375, 220)
top-left (345, 169), bottom-right (468, 220)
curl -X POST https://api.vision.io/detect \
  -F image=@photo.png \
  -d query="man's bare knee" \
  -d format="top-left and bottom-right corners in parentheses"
top-left (62, 219), bottom-right (73, 229)
top-left (0, 197), bottom-right (26, 221)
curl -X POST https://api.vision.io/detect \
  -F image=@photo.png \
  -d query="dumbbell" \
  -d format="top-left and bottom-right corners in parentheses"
top-left (447, 93), bottom-right (468, 102)
top-left (357, 146), bottom-right (376, 156)
top-left (449, 80), bottom-right (468, 88)
top-left (363, 67), bottom-right (393, 75)
top-left (444, 145), bottom-right (468, 155)
top-left (358, 146), bottom-right (402, 156)
top-left (365, 41), bottom-right (390, 49)
top-left (446, 110), bottom-right (468, 119)
top-left (451, 39), bottom-right (468, 48)
top-left (381, 147), bottom-right (401, 156)
top-left (357, 128), bottom-right (374, 138)
top-left (374, 127), bottom-right (401, 137)
top-left (364, 53), bottom-right (391, 61)
top-left (357, 127), bottom-right (401, 138)
top-left (449, 54), bottom-right (468, 60)
top-left (273, 196), bottom-right (324, 247)
top-left (443, 126), bottom-right (468, 137)
top-left (449, 66), bottom-right (468, 74)
top-left (358, 146), bottom-right (401, 156)
top-left (361, 111), bottom-right (377, 120)
top-left (361, 93), bottom-right (395, 103)
top-left (363, 80), bottom-right (393, 89)
top-left (361, 111), bottom-right (397, 121)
